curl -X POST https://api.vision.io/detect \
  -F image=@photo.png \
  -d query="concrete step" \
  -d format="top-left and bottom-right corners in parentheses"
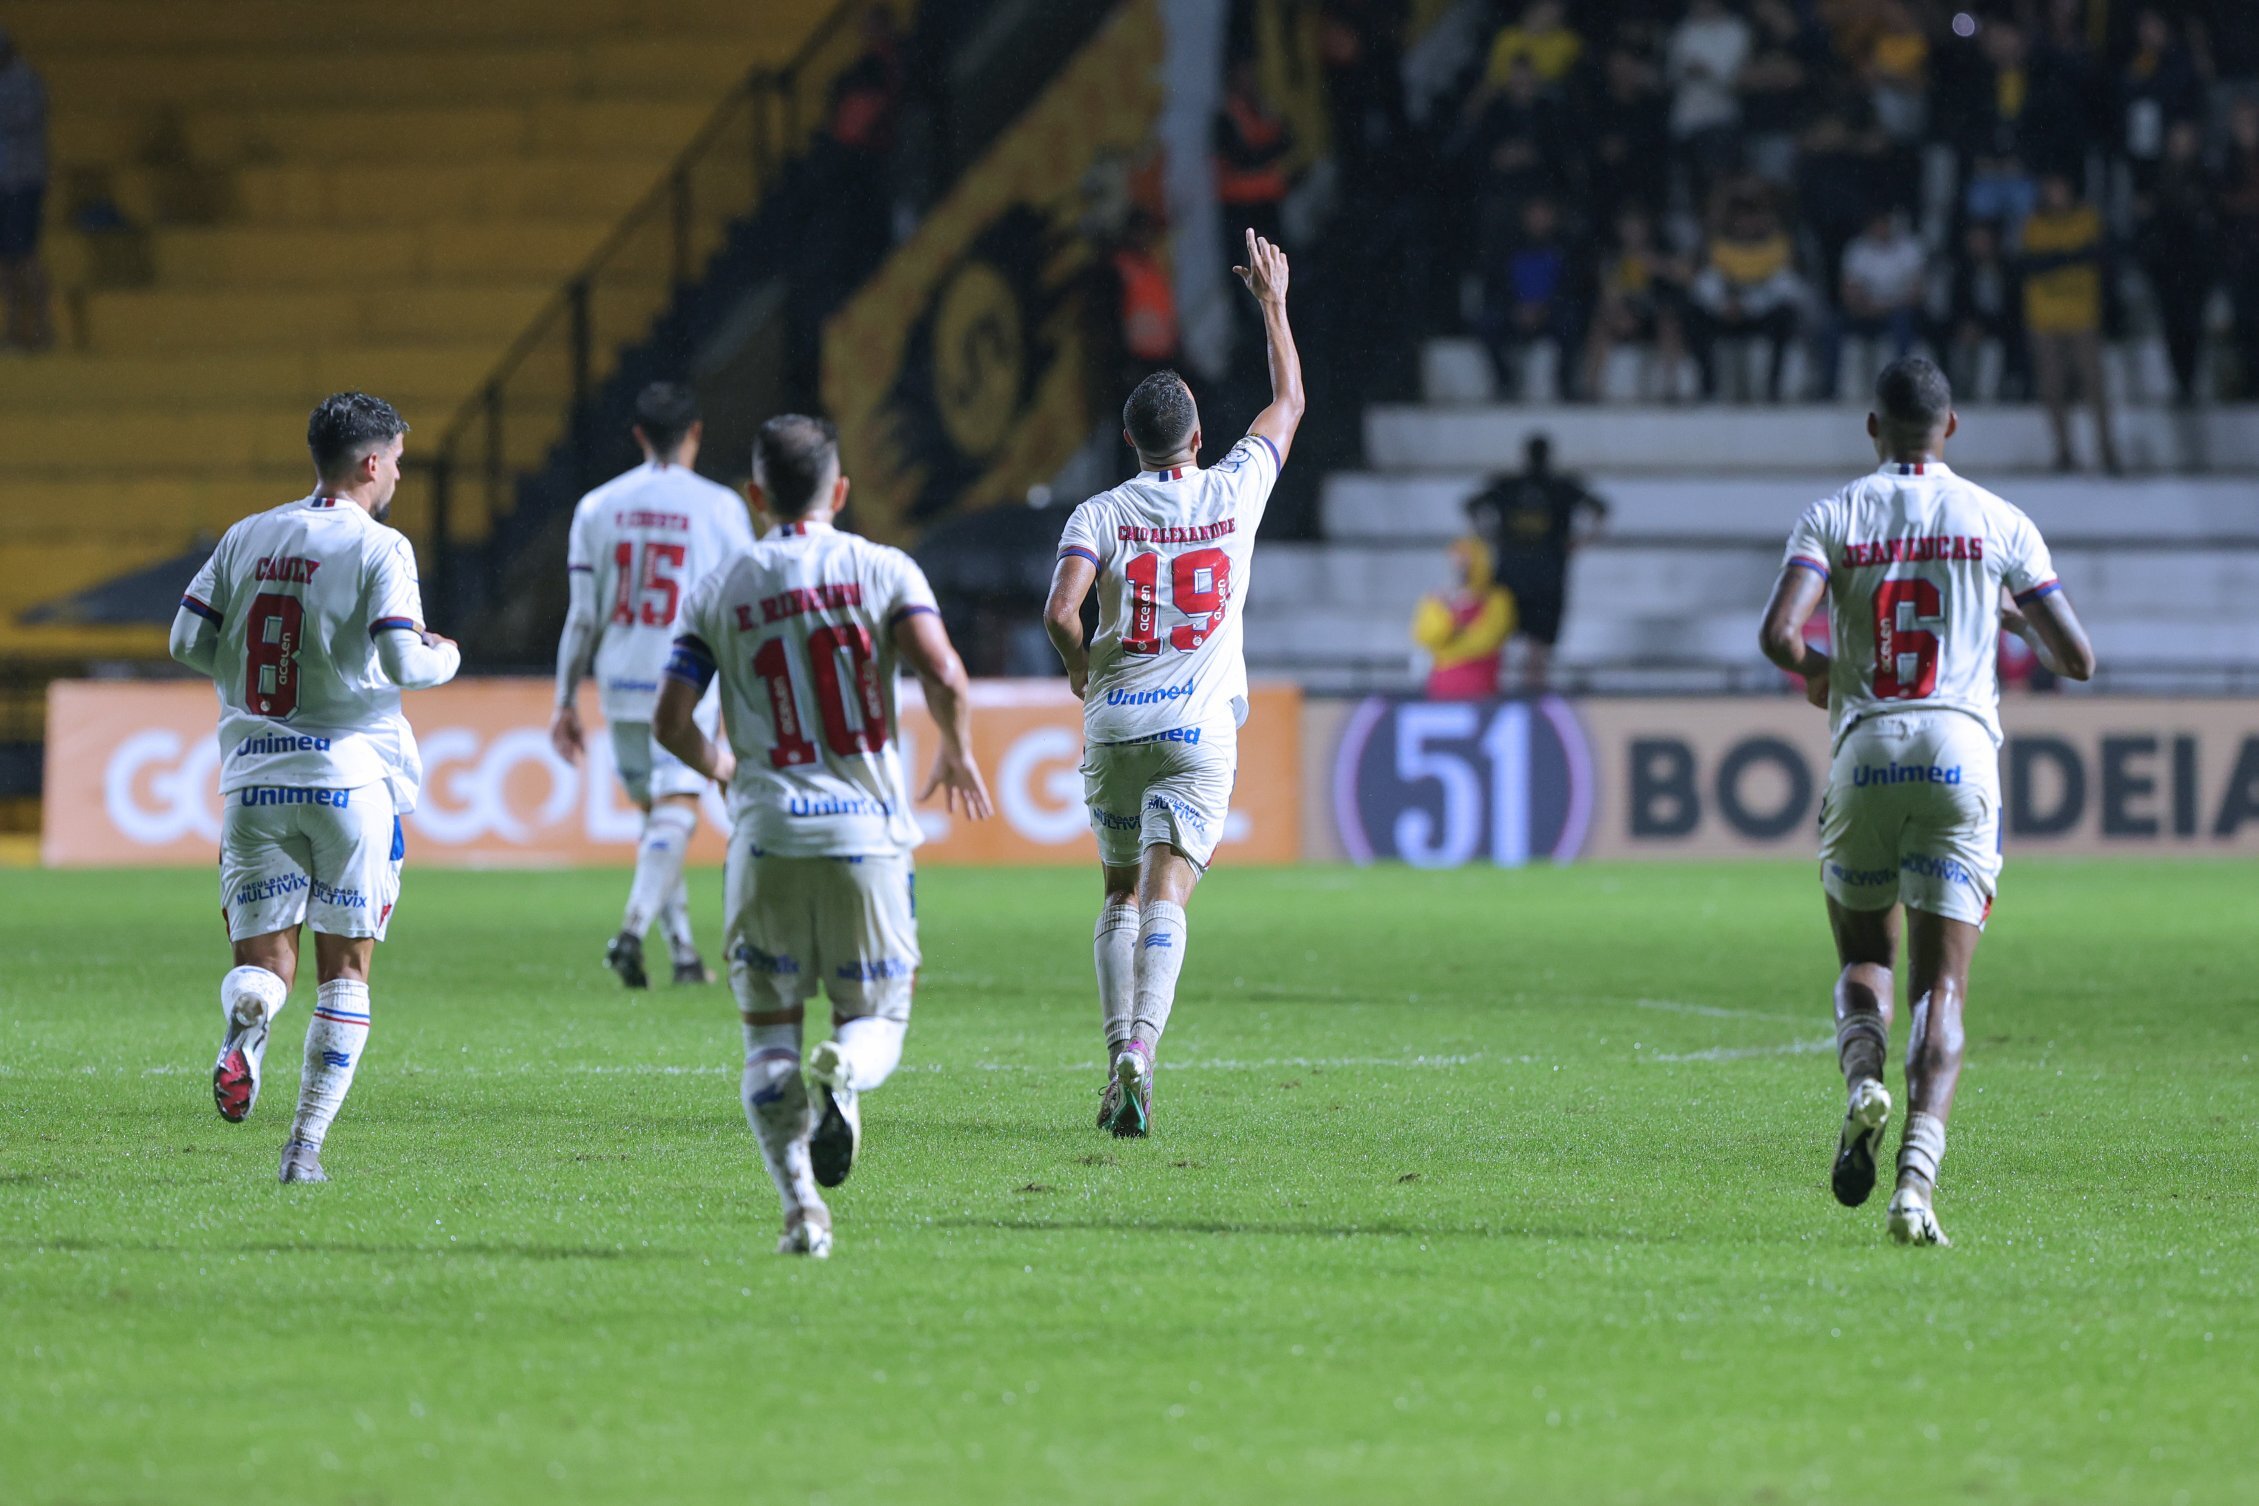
top-left (0, 344), bottom-right (503, 411)
top-left (144, 221), bottom-right (616, 290)
top-left (79, 284), bottom-right (554, 355)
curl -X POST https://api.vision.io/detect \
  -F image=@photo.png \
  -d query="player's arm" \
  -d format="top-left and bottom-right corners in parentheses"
top-left (1043, 552), bottom-right (1098, 700)
top-left (894, 609), bottom-right (994, 820)
top-left (1759, 563), bottom-right (1831, 709)
top-left (2000, 586), bottom-right (2096, 682)
top-left (652, 634), bottom-right (737, 788)
top-left (374, 624), bottom-right (461, 690)
top-left (171, 540), bottom-right (227, 677)
top-left (1234, 229), bottom-right (1305, 463)
top-left (550, 558), bottom-right (599, 762)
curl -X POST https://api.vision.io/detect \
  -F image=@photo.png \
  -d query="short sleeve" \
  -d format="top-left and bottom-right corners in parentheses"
top-left (181, 533), bottom-right (228, 626)
top-left (1782, 501), bottom-right (1833, 581)
top-left (1999, 507), bottom-right (2059, 602)
top-left (1211, 434), bottom-right (1283, 520)
top-left (665, 568), bottom-right (723, 691)
top-left (367, 534), bottom-right (426, 638)
top-left (1057, 501), bottom-right (1109, 571)
top-left (880, 548), bottom-right (940, 631)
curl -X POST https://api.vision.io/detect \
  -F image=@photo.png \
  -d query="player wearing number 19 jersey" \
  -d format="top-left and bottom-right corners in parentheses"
top-left (169, 393), bottom-right (462, 1184)
top-left (1044, 229), bottom-right (1305, 1137)
top-left (553, 384), bottom-right (757, 989)
top-left (1760, 358), bottom-right (2095, 1247)
top-left (655, 415), bottom-right (992, 1259)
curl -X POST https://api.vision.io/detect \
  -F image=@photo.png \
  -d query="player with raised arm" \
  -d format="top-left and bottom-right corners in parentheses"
top-left (170, 392), bottom-right (462, 1184)
top-left (1759, 358), bottom-right (2095, 1246)
top-left (552, 383), bottom-right (757, 989)
top-left (1043, 229), bottom-right (1305, 1137)
top-left (654, 415), bottom-right (992, 1259)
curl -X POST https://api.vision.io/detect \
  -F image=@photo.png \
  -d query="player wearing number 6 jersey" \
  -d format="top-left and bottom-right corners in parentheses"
top-left (1044, 229), bottom-right (1305, 1137)
top-left (656, 414), bottom-right (993, 1259)
top-left (552, 384), bottom-right (758, 990)
top-left (1760, 357), bottom-right (2095, 1248)
top-left (169, 392), bottom-right (462, 1184)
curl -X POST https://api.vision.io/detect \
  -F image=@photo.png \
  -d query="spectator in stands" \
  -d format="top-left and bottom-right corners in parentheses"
top-left (2219, 97), bottom-right (2259, 399)
top-left (1827, 209), bottom-right (1927, 398)
top-left (2119, 7), bottom-right (2204, 197)
top-left (2023, 0), bottom-right (2104, 182)
top-left (1943, 219), bottom-right (2027, 400)
top-left (1109, 210), bottom-right (1181, 392)
top-left (1797, 106), bottom-right (1891, 306)
top-left (1587, 40), bottom-right (1672, 224)
top-left (1479, 196), bottom-right (1585, 400)
top-left (1580, 205), bottom-right (1688, 402)
top-left (1214, 58), bottom-right (1294, 257)
top-left (2134, 121), bottom-right (2217, 405)
top-left (0, 27), bottom-right (52, 354)
top-left (1411, 537), bottom-right (1515, 701)
top-left (1466, 54), bottom-right (1574, 238)
top-left (1318, 0), bottom-right (1408, 191)
top-left (1737, 0), bottom-right (1824, 185)
top-left (1464, 435), bottom-right (1608, 694)
top-left (1482, 2), bottom-right (1584, 94)
top-left (2021, 171), bottom-right (2120, 473)
top-left (1686, 177), bottom-right (1802, 401)
top-left (1665, 0), bottom-right (1754, 200)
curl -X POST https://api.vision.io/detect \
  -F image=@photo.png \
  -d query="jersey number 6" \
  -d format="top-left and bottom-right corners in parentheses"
top-left (1873, 578), bottom-right (1943, 699)
top-left (1121, 547), bottom-right (1232, 656)
top-left (752, 626), bottom-right (888, 768)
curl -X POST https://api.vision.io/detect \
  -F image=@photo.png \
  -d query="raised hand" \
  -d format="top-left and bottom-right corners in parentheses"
top-left (1233, 228), bottom-right (1289, 305)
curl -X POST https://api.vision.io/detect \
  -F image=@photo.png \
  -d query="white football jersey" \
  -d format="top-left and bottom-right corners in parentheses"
top-left (670, 520), bottom-right (939, 857)
top-left (1058, 433), bottom-right (1281, 743)
top-left (181, 495), bottom-right (443, 809)
top-left (1784, 460), bottom-right (2059, 750)
top-left (566, 460), bottom-right (757, 723)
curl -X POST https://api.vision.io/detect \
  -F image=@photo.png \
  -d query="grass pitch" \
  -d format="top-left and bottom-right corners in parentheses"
top-left (1, 860), bottom-right (2253, 1505)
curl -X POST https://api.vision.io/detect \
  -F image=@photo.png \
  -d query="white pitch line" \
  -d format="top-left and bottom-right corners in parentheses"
top-left (1643, 1038), bottom-right (1836, 1064)
top-left (1635, 998), bottom-right (1808, 1024)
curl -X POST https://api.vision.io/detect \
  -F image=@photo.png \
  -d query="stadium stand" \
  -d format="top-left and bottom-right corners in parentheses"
top-left (0, 0), bottom-right (857, 665)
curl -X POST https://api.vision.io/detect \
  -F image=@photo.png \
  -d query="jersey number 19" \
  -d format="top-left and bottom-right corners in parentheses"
top-left (1121, 548), bottom-right (1231, 655)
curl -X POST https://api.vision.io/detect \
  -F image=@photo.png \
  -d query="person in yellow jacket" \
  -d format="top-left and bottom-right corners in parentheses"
top-left (1412, 537), bottom-right (1517, 700)
top-left (2021, 172), bottom-right (2121, 473)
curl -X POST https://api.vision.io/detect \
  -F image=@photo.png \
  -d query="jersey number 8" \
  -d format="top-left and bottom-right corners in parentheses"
top-left (1121, 547), bottom-right (1231, 656)
top-left (246, 592), bottom-right (304, 718)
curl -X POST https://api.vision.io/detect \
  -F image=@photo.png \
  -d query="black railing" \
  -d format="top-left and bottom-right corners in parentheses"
top-left (405, 0), bottom-right (885, 620)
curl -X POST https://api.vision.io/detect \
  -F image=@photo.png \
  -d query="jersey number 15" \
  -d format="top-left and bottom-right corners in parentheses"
top-left (610, 541), bottom-right (686, 627)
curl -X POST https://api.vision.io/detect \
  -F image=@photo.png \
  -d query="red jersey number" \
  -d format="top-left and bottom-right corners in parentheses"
top-left (610, 541), bottom-right (686, 627)
top-left (245, 592), bottom-right (305, 719)
top-left (1119, 548), bottom-right (1232, 656)
top-left (1873, 579), bottom-right (1943, 699)
top-left (752, 627), bottom-right (889, 768)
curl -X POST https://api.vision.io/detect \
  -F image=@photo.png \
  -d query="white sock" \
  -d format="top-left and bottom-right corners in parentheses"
top-left (1129, 901), bottom-right (1187, 1055)
top-left (1898, 1110), bottom-right (1947, 1198)
top-left (835, 1015), bottom-right (906, 1092)
top-left (741, 1020), bottom-right (818, 1217)
top-left (622, 805), bottom-right (696, 938)
top-left (1836, 1012), bottom-right (1887, 1093)
top-left (1094, 901), bottom-right (1139, 1057)
top-left (290, 979), bottom-right (371, 1151)
top-left (661, 878), bottom-right (699, 966)
top-left (221, 964), bottom-right (289, 1031)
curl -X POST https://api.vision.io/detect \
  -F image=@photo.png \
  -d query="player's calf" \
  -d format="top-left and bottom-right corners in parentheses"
top-left (213, 965), bottom-right (290, 1124)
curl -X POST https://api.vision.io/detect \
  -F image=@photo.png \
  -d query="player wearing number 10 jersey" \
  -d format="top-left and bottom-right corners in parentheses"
top-left (656, 415), bottom-right (992, 1259)
top-left (1760, 357), bottom-right (2095, 1248)
top-left (170, 393), bottom-right (462, 1184)
top-left (553, 384), bottom-right (758, 990)
top-left (1044, 230), bottom-right (1306, 1137)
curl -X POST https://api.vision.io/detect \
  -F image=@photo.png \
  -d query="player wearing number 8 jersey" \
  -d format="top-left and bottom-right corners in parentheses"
top-left (656, 414), bottom-right (992, 1258)
top-left (1044, 229), bottom-right (1306, 1137)
top-left (169, 393), bottom-right (462, 1184)
top-left (1760, 357), bottom-right (2095, 1248)
top-left (552, 384), bottom-right (757, 990)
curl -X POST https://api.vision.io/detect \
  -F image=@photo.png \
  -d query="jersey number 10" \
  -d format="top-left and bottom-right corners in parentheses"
top-left (752, 626), bottom-right (888, 768)
top-left (1121, 547), bottom-right (1231, 655)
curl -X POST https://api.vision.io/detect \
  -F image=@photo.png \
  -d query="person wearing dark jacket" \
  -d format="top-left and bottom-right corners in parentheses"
top-left (1464, 435), bottom-right (1608, 692)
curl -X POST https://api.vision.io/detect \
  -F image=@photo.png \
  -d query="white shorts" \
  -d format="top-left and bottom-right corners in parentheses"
top-left (608, 695), bottom-right (717, 807)
top-left (724, 844), bottom-right (919, 1024)
top-left (1820, 711), bottom-right (2003, 927)
top-left (220, 783), bottom-right (403, 943)
top-left (1082, 730), bottom-right (1236, 871)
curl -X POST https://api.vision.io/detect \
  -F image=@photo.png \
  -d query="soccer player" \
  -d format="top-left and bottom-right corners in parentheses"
top-left (654, 415), bottom-right (992, 1259)
top-left (551, 383), bottom-right (757, 988)
top-left (169, 392), bottom-right (462, 1184)
top-left (1759, 357), bottom-right (2095, 1246)
top-left (1042, 230), bottom-right (1305, 1137)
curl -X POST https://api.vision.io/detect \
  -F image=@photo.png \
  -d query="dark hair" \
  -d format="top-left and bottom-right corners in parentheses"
top-left (307, 392), bottom-right (408, 479)
top-left (1875, 356), bottom-right (1953, 434)
top-left (1122, 370), bottom-right (1197, 458)
top-left (634, 382), bottom-right (701, 455)
top-left (753, 414), bottom-right (840, 518)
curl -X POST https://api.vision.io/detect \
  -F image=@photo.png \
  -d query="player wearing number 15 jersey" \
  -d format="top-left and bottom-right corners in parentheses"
top-left (1044, 230), bottom-right (1305, 1137)
top-left (1760, 358), bottom-right (2094, 1248)
top-left (656, 415), bottom-right (992, 1259)
top-left (169, 393), bottom-right (462, 1184)
top-left (552, 384), bottom-right (757, 990)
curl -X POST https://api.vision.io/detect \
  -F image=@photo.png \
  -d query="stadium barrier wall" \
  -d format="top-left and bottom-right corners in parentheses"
top-left (41, 680), bottom-right (1303, 869)
top-left (1304, 695), bottom-right (2259, 864)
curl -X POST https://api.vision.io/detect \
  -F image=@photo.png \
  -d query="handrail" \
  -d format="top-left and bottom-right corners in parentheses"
top-left (416, 0), bottom-right (884, 613)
